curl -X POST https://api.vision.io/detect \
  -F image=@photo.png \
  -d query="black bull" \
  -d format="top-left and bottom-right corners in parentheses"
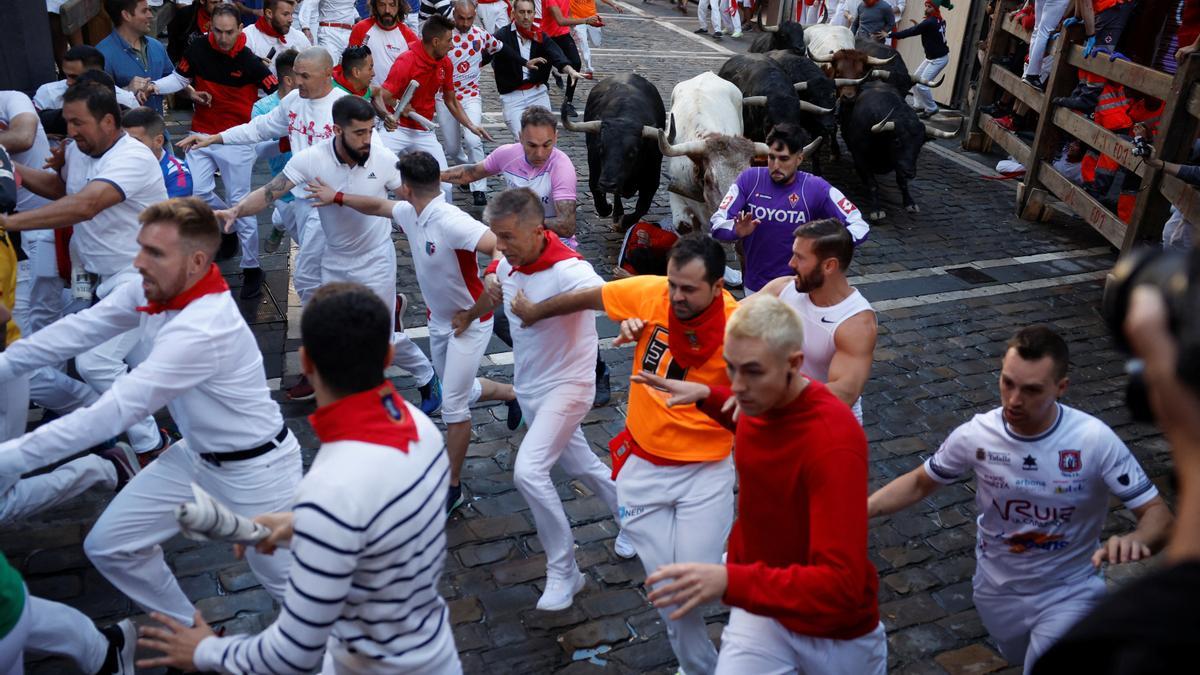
top-left (561, 73), bottom-right (666, 230)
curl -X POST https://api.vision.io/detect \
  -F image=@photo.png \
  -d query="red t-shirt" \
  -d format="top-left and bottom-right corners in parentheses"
top-left (698, 382), bottom-right (880, 640)
top-left (541, 0), bottom-right (572, 38)
top-left (381, 41), bottom-right (454, 131)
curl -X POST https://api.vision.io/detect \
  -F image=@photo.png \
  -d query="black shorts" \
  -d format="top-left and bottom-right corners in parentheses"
top-left (550, 33), bottom-right (582, 70)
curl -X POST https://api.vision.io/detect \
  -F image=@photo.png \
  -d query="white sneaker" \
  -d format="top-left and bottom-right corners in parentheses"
top-left (731, 30), bottom-right (742, 38)
top-left (723, 265), bottom-right (743, 288)
top-left (614, 531), bottom-right (637, 559)
top-left (536, 570), bottom-right (586, 611)
top-left (100, 618), bottom-right (137, 674)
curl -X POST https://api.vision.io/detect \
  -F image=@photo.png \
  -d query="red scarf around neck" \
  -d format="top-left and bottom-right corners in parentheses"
top-left (254, 15), bottom-right (288, 42)
top-left (511, 231), bottom-right (582, 275)
top-left (136, 263), bottom-right (229, 315)
top-left (208, 30), bottom-right (248, 57)
top-left (332, 65), bottom-right (368, 96)
top-left (197, 6), bottom-right (212, 33)
top-left (309, 382), bottom-right (420, 452)
top-left (667, 291), bottom-right (726, 369)
top-left (513, 20), bottom-right (543, 43)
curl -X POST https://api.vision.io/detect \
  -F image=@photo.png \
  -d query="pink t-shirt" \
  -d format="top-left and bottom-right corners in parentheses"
top-left (482, 143), bottom-right (577, 219)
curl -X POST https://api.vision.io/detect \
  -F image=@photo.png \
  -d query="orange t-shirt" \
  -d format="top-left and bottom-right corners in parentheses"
top-left (570, 0), bottom-right (599, 19)
top-left (602, 276), bottom-right (735, 463)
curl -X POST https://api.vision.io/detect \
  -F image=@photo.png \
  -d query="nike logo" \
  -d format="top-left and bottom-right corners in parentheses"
top-left (820, 317), bottom-right (837, 324)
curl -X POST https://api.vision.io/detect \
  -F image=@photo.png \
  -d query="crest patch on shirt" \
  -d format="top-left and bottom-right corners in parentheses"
top-left (426, 241), bottom-right (437, 255)
top-left (788, 192), bottom-right (799, 206)
top-left (1058, 449), bottom-right (1082, 473)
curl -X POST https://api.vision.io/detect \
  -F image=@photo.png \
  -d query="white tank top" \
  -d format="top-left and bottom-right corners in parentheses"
top-left (778, 284), bottom-right (874, 423)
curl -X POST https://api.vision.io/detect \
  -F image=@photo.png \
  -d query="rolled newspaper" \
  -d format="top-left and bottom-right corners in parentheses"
top-left (175, 483), bottom-right (270, 544)
top-left (392, 80), bottom-right (438, 131)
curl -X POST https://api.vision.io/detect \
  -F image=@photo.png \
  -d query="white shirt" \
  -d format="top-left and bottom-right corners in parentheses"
top-left (221, 87), bottom-right (349, 197)
top-left (518, 34), bottom-right (532, 81)
top-left (354, 21), bottom-right (419, 87)
top-left (282, 134), bottom-right (402, 256)
top-left (61, 134), bottom-right (167, 276)
top-left (242, 23), bottom-right (313, 72)
top-left (301, 0), bottom-right (359, 25)
top-left (497, 256), bottom-right (602, 397)
top-left (923, 404), bottom-right (1159, 593)
top-left (391, 196), bottom-right (488, 326)
top-left (446, 27), bottom-right (502, 101)
top-left (0, 280), bottom-right (289, 493)
top-left (31, 79), bottom-right (140, 111)
top-left (194, 399), bottom-right (457, 672)
top-left (0, 91), bottom-right (52, 212)
top-left (778, 283), bottom-right (873, 423)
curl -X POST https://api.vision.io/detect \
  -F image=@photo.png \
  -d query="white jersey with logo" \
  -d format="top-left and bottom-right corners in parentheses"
top-left (778, 283), bottom-right (873, 423)
top-left (282, 134), bottom-right (402, 257)
top-left (242, 23), bottom-right (313, 71)
top-left (446, 27), bottom-right (502, 101)
top-left (391, 195), bottom-right (488, 327)
top-left (923, 404), bottom-right (1158, 593)
top-left (353, 21), bottom-right (419, 87)
top-left (62, 134), bottom-right (168, 277)
top-left (497, 256), bottom-right (602, 398)
top-left (0, 91), bottom-right (52, 211)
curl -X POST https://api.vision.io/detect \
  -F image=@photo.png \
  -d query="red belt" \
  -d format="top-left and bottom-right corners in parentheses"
top-left (319, 21), bottom-right (353, 29)
top-left (478, 0), bottom-right (505, 4)
top-left (515, 82), bottom-right (540, 91)
top-left (608, 428), bottom-right (693, 480)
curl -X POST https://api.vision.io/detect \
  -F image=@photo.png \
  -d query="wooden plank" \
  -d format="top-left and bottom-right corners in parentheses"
top-left (1039, 162), bottom-right (1127, 248)
top-left (1160, 175), bottom-right (1200, 230)
top-left (1188, 83), bottom-right (1200, 121)
top-left (1018, 20), bottom-right (1081, 220)
top-left (965, 0), bottom-right (1022, 150)
top-left (980, 114), bottom-right (1032, 166)
top-left (1000, 12), bottom-right (1032, 43)
top-left (990, 64), bottom-right (1043, 112)
top-left (1052, 108), bottom-right (1145, 177)
top-left (1064, 46), bottom-right (1173, 101)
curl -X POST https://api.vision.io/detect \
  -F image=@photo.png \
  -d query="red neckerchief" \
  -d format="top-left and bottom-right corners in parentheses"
top-left (309, 382), bottom-right (420, 452)
top-left (254, 15), bottom-right (287, 42)
top-left (136, 263), bottom-right (229, 314)
top-left (513, 21), bottom-right (543, 43)
top-left (208, 31), bottom-right (248, 58)
top-left (332, 65), bottom-right (368, 96)
top-left (511, 231), bottom-right (583, 275)
top-left (197, 5), bottom-right (212, 33)
top-left (667, 292), bottom-right (726, 369)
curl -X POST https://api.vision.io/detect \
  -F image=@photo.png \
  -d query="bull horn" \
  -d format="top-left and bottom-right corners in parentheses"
top-left (642, 125), bottom-right (663, 140)
top-left (793, 81), bottom-right (809, 92)
top-left (656, 129), bottom-right (708, 158)
top-left (910, 72), bottom-right (946, 87)
top-left (562, 117), bottom-right (602, 133)
top-left (924, 119), bottom-right (962, 139)
top-left (798, 100), bottom-right (832, 114)
top-left (833, 75), bottom-right (869, 87)
top-left (809, 50), bottom-right (834, 63)
top-left (872, 108), bottom-right (896, 133)
top-left (753, 141), bottom-right (771, 157)
top-left (762, 24), bottom-right (779, 32)
top-left (870, 69), bottom-right (892, 80)
top-left (801, 136), bottom-right (823, 157)
top-left (866, 54), bottom-right (896, 65)
top-left (742, 96), bottom-right (769, 106)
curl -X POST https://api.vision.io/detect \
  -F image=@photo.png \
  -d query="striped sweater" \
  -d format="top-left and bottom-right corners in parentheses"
top-left (193, 391), bottom-right (459, 674)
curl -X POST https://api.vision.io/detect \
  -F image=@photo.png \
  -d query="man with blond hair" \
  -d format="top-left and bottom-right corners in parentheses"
top-left (638, 295), bottom-right (885, 674)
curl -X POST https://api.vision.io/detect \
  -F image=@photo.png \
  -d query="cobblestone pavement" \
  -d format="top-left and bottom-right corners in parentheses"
top-left (7, 3), bottom-right (1174, 674)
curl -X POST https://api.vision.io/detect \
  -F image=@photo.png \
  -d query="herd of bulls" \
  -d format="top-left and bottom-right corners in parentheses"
top-left (560, 21), bottom-right (961, 229)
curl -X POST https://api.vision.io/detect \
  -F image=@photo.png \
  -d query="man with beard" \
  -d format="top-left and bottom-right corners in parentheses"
top-left (753, 219), bottom-right (876, 424)
top-left (2, 83), bottom-right (171, 461)
top-left (242, 0), bottom-right (313, 71)
top-left (350, 0), bottom-right (419, 87)
top-left (213, 96), bottom-right (440, 412)
top-left (710, 123), bottom-right (869, 293)
top-left (510, 234), bottom-right (737, 675)
top-left (98, 0), bottom-right (175, 114)
top-left (143, 4), bottom-right (280, 299)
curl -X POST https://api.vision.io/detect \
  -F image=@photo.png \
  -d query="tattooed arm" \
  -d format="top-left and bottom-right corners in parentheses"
top-left (213, 173), bottom-right (296, 233)
top-left (440, 162), bottom-right (494, 185)
top-left (545, 199), bottom-right (577, 238)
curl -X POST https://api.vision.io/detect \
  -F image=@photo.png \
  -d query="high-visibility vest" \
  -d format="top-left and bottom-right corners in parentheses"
top-left (1128, 98), bottom-right (1163, 137)
top-left (1082, 153), bottom-right (1098, 183)
top-left (1094, 83), bottom-right (1132, 131)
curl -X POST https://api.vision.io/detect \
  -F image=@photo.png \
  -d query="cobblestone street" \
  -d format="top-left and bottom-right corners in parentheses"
top-left (6, 3), bottom-right (1175, 674)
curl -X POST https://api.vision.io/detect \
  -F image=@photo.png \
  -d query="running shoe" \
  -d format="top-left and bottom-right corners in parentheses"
top-left (446, 483), bottom-right (465, 514)
top-left (693, 28), bottom-right (708, 34)
top-left (99, 619), bottom-right (136, 675)
top-left (264, 226), bottom-right (286, 254)
top-left (731, 30), bottom-right (742, 38)
top-left (240, 267), bottom-right (263, 300)
top-left (537, 570), bottom-right (586, 611)
top-left (614, 530), bottom-right (637, 559)
top-left (472, 191), bottom-right (488, 207)
top-left (593, 363), bottom-right (611, 408)
top-left (288, 375), bottom-right (316, 401)
top-left (99, 443), bottom-right (140, 491)
top-left (506, 398), bottom-right (523, 431)
top-left (396, 292), bottom-right (409, 332)
top-left (419, 374), bottom-right (443, 416)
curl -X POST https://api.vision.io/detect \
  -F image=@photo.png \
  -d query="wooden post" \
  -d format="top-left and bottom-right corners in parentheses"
top-left (963, 0), bottom-right (1020, 151)
top-left (1015, 23), bottom-right (1080, 219)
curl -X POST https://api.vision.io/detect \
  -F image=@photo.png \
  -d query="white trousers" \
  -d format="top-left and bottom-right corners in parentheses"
top-left (500, 86), bottom-right (552, 138)
top-left (320, 246), bottom-right (435, 386)
top-left (83, 438), bottom-right (302, 624)
top-left (0, 455), bottom-right (115, 523)
top-left (514, 381), bottom-right (619, 580)
top-left (380, 126), bottom-right (452, 201)
top-left (188, 143), bottom-right (261, 269)
top-left (717, 610), bottom-right (887, 675)
top-left (317, 25), bottom-right (352, 62)
top-left (617, 453), bottom-right (735, 675)
top-left (0, 589), bottom-right (29, 675)
top-left (572, 24), bottom-right (601, 72)
top-left (77, 270), bottom-right (160, 453)
top-left (1163, 205), bottom-right (1194, 250)
top-left (0, 375), bottom-right (28, 444)
top-left (15, 232), bottom-right (63, 336)
top-left (427, 319), bottom-right (489, 424)
top-left (911, 55), bottom-right (949, 113)
top-left (697, 0), bottom-right (722, 31)
top-left (1024, 0), bottom-right (1071, 78)
top-left (287, 200), bottom-right (326, 307)
top-left (973, 572), bottom-right (1105, 674)
top-left (25, 593), bottom-right (109, 673)
top-left (477, 1), bottom-right (510, 33)
top-left (435, 96), bottom-right (487, 192)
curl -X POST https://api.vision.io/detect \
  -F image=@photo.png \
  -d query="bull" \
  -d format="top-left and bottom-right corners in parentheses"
top-left (659, 72), bottom-right (769, 233)
top-left (764, 49), bottom-right (839, 174)
top-left (560, 73), bottom-right (665, 230)
top-left (838, 84), bottom-right (959, 221)
top-left (748, 20), bottom-right (806, 54)
top-left (812, 37), bottom-right (943, 101)
top-left (717, 54), bottom-right (832, 144)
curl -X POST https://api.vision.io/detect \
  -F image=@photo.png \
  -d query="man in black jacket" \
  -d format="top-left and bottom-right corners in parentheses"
top-left (491, 0), bottom-right (581, 137)
top-left (166, 0), bottom-right (224, 64)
